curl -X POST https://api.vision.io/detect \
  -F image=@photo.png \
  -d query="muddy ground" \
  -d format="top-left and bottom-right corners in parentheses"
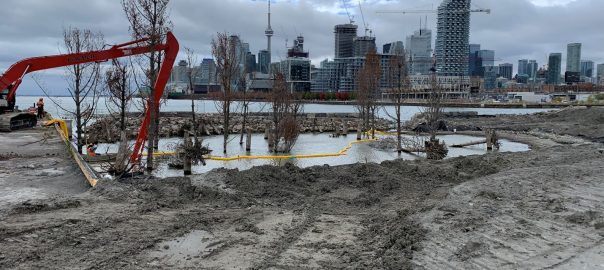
top-left (0, 107), bottom-right (603, 269)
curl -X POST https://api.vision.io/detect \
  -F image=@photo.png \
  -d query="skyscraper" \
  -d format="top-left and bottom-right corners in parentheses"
top-left (334, 24), bottom-right (358, 58)
top-left (527, 60), bottom-right (538, 80)
top-left (407, 29), bottom-right (433, 75)
top-left (566, 43), bottom-right (581, 73)
top-left (258, 50), bottom-right (270, 74)
top-left (518, 59), bottom-right (529, 76)
top-left (498, 63), bottom-right (513, 80)
top-left (547, 53), bottom-right (562, 85)
top-left (483, 66), bottom-right (498, 90)
top-left (264, 0), bottom-right (274, 73)
top-left (468, 44), bottom-right (480, 76)
top-left (580, 60), bottom-right (594, 78)
top-left (435, 0), bottom-right (471, 76)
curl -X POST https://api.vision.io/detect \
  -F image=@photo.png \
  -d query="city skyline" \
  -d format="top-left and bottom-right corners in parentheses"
top-left (1, 0), bottom-right (603, 95)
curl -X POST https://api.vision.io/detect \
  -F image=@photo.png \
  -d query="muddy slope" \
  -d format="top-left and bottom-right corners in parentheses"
top-left (0, 107), bottom-right (602, 269)
top-left (447, 107), bottom-right (604, 142)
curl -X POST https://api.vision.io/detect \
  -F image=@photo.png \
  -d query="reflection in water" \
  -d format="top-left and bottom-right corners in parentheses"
top-left (97, 133), bottom-right (530, 177)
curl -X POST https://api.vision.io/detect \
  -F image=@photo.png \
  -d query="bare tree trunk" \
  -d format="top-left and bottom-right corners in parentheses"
top-left (212, 32), bottom-right (240, 155)
top-left (122, 0), bottom-right (172, 171)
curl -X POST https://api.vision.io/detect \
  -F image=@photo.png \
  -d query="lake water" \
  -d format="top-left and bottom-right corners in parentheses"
top-left (97, 133), bottom-right (529, 177)
top-left (17, 96), bottom-right (554, 122)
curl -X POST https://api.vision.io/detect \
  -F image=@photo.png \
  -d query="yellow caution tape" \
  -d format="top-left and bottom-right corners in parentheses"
top-left (145, 138), bottom-right (377, 162)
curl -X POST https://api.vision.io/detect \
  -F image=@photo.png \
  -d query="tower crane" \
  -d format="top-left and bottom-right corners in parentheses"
top-left (358, 1), bottom-right (371, 36)
top-left (341, 0), bottom-right (355, 24)
top-left (376, 8), bottom-right (490, 15)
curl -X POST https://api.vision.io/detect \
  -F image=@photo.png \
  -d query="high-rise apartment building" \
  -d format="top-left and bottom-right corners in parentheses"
top-left (547, 53), bottom-right (562, 85)
top-left (334, 24), bottom-right (358, 58)
top-left (407, 29), bottom-right (433, 75)
top-left (468, 44), bottom-right (481, 76)
top-left (435, 0), bottom-right (471, 76)
top-left (566, 43), bottom-right (581, 73)
top-left (498, 63), bottom-right (513, 80)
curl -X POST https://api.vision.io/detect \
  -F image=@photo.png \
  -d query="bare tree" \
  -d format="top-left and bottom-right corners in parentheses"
top-left (212, 32), bottom-right (240, 154)
top-left (269, 72), bottom-right (302, 153)
top-left (104, 59), bottom-right (136, 176)
top-left (355, 49), bottom-right (381, 139)
top-left (122, 0), bottom-right (172, 171)
top-left (62, 27), bottom-right (104, 154)
top-left (238, 68), bottom-right (251, 145)
top-left (184, 47), bottom-right (199, 135)
top-left (384, 52), bottom-right (408, 154)
top-left (105, 60), bottom-right (134, 132)
top-left (426, 68), bottom-right (443, 141)
top-left (422, 60), bottom-right (448, 160)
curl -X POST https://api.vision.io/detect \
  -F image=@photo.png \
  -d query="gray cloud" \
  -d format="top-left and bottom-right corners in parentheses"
top-left (1, 0), bottom-right (602, 95)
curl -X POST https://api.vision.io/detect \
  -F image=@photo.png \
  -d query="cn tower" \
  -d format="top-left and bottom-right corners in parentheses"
top-left (265, 0), bottom-right (273, 74)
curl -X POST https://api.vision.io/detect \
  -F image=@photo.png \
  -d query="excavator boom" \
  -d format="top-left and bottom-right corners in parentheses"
top-left (0, 32), bottom-right (180, 165)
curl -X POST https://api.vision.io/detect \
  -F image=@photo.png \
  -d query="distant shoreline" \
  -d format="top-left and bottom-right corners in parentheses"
top-left (19, 95), bottom-right (601, 109)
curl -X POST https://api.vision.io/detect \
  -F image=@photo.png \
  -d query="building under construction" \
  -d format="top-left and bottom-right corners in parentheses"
top-left (435, 0), bottom-right (471, 76)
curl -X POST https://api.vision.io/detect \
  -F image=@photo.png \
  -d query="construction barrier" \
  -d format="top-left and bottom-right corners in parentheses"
top-left (147, 138), bottom-right (378, 162)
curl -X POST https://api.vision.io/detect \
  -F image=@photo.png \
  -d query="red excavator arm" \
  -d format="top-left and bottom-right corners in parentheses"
top-left (0, 32), bottom-right (179, 165)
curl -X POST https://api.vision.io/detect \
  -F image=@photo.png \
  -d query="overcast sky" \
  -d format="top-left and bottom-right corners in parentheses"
top-left (1, 0), bottom-right (602, 96)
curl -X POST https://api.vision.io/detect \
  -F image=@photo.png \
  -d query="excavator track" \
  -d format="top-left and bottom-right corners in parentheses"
top-left (0, 112), bottom-right (37, 132)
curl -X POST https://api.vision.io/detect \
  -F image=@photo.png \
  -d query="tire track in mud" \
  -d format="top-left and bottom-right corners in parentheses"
top-left (252, 207), bottom-right (320, 269)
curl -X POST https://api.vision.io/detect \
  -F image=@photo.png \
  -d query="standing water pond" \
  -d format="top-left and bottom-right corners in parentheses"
top-left (96, 133), bottom-right (529, 177)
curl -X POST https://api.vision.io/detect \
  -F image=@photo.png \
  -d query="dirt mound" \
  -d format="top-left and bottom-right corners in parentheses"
top-left (445, 107), bottom-right (604, 142)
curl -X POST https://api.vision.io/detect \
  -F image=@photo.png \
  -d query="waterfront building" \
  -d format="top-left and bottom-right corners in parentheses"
top-left (435, 0), bottom-right (471, 76)
top-left (547, 53), bottom-right (562, 85)
top-left (498, 63), bottom-right (513, 80)
top-left (334, 24), bottom-right (358, 58)
top-left (468, 44), bottom-right (481, 76)
top-left (566, 43), bottom-right (581, 73)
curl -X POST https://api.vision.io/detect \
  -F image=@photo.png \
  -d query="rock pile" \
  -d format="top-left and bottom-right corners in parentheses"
top-left (86, 113), bottom-right (393, 143)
